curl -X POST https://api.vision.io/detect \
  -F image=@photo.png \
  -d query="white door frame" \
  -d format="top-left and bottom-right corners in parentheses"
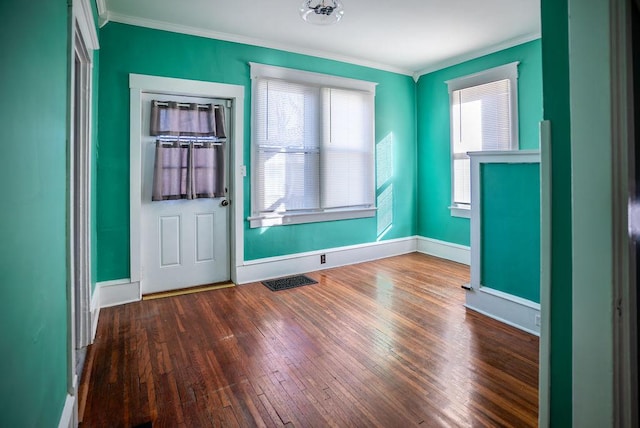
top-left (72, 24), bottom-right (92, 351)
top-left (611, 0), bottom-right (638, 425)
top-left (129, 74), bottom-right (245, 293)
top-left (568, 0), bottom-right (624, 424)
top-left (67, 0), bottom-right (98, 400)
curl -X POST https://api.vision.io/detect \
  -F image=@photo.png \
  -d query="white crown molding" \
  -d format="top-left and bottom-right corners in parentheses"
top-left (415, 32), bottom-right (541, 78)
top-left (96, 0), bottom-right (106, 15)
top-left (105, 13), bottom-right (415, 76)
top-left (96, 0), bottom-right (110, 27)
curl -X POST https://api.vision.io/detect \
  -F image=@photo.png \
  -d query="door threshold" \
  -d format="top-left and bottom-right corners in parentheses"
top-left (142, 281), bottom-right (235, 301)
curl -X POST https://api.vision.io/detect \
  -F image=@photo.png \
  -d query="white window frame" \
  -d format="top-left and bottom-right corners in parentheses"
top-left (446, 62), bottom-right (519, 218)
top-left (248, 63), bottom-right (377, 228)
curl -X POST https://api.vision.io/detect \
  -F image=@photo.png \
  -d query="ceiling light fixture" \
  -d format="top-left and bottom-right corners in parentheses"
top-left (299, 0), bottom-right (344, 25)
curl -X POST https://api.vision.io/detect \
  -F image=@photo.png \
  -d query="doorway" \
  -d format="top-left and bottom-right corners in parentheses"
top-left (129, 74), bottom-right (245, 294)
top-left (629, 0), bottom-right (640, 420)
top-left (611, 0), bottom-right (640, 424)
top-left (71, 23), bottom-right (92, 363)
top-left (68, 2), bottom-right (98, 403)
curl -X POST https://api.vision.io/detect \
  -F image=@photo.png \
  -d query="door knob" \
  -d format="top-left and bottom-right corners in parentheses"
top-left (221, 199), bottom-right (230, 207)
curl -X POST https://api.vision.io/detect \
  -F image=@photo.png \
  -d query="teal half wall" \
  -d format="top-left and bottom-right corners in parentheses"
top-left (97, 23), bottom-right (417, 281)
top-left (0, 0), bottom-right (70, 426)
top-left (480, 163), bottom-right (540, 303)
top-left (416, 40), bottom-right (543, 246)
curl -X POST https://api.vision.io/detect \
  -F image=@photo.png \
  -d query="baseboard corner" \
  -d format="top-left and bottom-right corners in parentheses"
top-left (416, 236), bottom-right (470, 265)
top-left (96, 279), bottom-right (141, 308)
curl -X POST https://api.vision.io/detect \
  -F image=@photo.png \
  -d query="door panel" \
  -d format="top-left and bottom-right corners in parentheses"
top-left (159, 215), bottom-right (181, 267)
top-left (140, 92), bottom-right (230, 294)
top-left (195, 213), bottom-right (215, 262)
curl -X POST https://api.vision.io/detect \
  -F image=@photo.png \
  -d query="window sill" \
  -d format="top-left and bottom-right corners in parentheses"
top-left (248, 207), bottom-right (376, 228)
top-left (449, 205), bottom-right (471, 219)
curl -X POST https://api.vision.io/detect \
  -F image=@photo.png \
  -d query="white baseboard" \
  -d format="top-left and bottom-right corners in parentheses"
top-left (235, 236), bottom-right (417, 284)
top-left (90, 283), bottom-right (101, 342)
top-left (57, 393), bottom-right (77, 428)
top-left (96, 236), bottom-right (468, 302)
top-left (92, 238), bottom-right (537, 338)
top-left (96, 279), bottom-right (141, 308)
top-left (465, 285), bottom-right (540, 335)
top-left (416, 236), bottom-right (470, 265)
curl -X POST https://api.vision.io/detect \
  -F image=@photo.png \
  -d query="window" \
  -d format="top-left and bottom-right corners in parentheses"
top-left (446, 62), bottom-right (519, 217)
top-left (249, 63), bottom-right (377, 228)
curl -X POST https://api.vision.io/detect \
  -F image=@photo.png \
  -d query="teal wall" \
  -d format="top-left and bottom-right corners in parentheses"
top-left (0, 0), bottom-right (70, 426)
top-left (480, 163), bottom-right (540, 303)
top-left (540, 0), bottom-right (573, 425)
top-left (0, 0), bottom-right (602, 424)
top-left (97, 23), bottom-right (417, 281)
top-left (415, 40), bottom-right (543, 246)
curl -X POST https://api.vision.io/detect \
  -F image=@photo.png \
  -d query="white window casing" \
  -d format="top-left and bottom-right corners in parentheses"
top-left (249, 63), bottom-right (377, 228)
top-left (446, 62), bottom-right (519, 218)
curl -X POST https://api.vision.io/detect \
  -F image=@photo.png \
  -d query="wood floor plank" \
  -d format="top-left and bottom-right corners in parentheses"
top-left (79, 253), bottom-right (538, 427)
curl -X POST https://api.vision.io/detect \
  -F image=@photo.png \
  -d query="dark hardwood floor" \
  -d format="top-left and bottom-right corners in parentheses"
top-left (79, 253), bottom-right (538, 427)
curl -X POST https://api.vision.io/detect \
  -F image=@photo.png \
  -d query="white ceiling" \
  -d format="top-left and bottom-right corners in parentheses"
top-left (99, 0), bottom-right (541, 76)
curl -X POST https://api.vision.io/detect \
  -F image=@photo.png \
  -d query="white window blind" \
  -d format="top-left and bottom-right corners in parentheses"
top-left (255, 79), bottom-right (321, 212)
top-left (321, 88), bottom-right (374, 209)
top-left (250, 63), bottom-right (377, 228)
top-left (447, 62), bottom-right (519, 211)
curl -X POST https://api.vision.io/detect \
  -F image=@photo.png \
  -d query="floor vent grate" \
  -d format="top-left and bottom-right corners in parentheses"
top-left (262, 275), bottom-right (317, 291)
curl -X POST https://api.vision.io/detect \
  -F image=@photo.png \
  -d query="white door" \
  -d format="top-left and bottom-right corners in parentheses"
top-left (140, 92), bottom-right (230, 294)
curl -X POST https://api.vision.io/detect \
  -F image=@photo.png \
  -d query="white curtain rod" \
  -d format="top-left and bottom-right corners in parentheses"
top-left (153, 101), bottom-right (221, 109)
top-left (156, 140), bottom-right (223, 147)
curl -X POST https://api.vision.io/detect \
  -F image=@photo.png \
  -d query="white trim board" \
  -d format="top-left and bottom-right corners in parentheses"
top-left (67, 0), bottom-right (98, 405)
top-left (96, 279), bottom-right (141, 308)
top-left (96, 0), bottom-right (109, 27)
top-left (90, 284), bottom-right (101, 342)
top-left (416, 237), bottom-right (470, 265)
top-left (92, 236), bottom-right (540, 336)
top-left (465, 285), bottom-right (541, 335)
top-left (538, 120), bottom-right (552, 426)
top-left (93, 239), bottom-right (419, 308)
top-left (95, 236), bottom-right (470, 307)
top-left (238, 236), bottom-right (473, 285)
top-left (74, 0), bottom-right (100, 50)
top-left (57, 393), bottom-right (76, 428)
top-left (236, 237), bottom-right (418, 284)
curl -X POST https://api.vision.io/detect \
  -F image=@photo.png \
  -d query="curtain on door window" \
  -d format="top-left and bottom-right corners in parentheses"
top-left (150, 101), bottom-right (226, 201)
